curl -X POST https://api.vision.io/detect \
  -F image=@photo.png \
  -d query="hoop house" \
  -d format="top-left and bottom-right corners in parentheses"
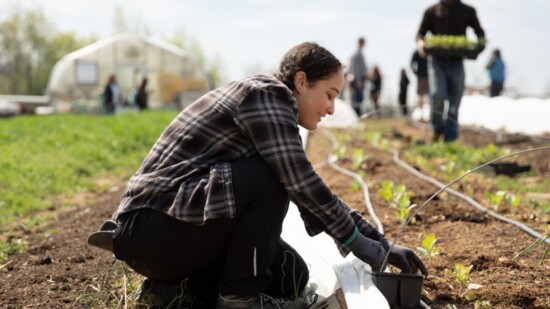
top-left (46, 32), bottom-right (210, 113)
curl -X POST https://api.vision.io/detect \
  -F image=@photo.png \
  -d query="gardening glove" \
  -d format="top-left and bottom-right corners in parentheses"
top-left (387, 244), bottom-right (428, 276)
top-left (347, 233), bottom-right (387, 272)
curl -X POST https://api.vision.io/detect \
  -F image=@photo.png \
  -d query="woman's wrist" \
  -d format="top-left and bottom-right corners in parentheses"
top-left (343, 226), bottom-right (359, 245)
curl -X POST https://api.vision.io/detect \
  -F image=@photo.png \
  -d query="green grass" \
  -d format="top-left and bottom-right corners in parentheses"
top-left (0, 110), bottom-right (178, 229)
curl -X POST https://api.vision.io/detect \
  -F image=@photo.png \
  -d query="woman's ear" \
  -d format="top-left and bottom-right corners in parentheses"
top-left (293, 71), bottom-right (307, 93)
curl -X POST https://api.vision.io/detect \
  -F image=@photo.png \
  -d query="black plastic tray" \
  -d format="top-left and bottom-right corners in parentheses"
top-left (372, 272), bottom-right (424, 309)
top-left (424, 45), bottom-right (484, 59)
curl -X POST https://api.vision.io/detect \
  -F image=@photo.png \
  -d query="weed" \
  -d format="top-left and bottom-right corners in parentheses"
top-left (513, 233), bottom-right (549, 264)
top-left (0, 237), bottom-right (28, 263)
top-left (77, 260), bottom-right (142, 308)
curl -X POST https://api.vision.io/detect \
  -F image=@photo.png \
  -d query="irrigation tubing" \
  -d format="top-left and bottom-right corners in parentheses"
top-left (317, 128), bottom-right (431, 309)
top-left (380, 146), bottom-right (550, 271)
top-left (319, 129), bottom-right (385, 234)
top-left (317, 126), bottom-right (549, 268)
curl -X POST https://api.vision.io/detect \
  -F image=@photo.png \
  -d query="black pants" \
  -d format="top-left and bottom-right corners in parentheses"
top-left (113, 156), bottom-right (309, 305)
top-left (399, 91), bottom-right (408, 116)
top-left (490, 81), bottom-right (503, 97)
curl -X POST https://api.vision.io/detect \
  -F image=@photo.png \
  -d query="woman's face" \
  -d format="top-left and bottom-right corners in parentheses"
top-left (293, 69), bottom-right (345, 130)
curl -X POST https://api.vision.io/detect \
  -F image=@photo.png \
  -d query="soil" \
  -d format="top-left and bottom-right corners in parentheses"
top-left (0, 119), bottom-right (549, 308)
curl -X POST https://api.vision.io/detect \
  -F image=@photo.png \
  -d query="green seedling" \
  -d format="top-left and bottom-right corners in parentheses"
top-left (416, 233), bottom-right (442, 258)
top-left (366, 132), bottom-right (389, 150)
top-left (485, 190), bottom-right (506, 211)
top-left (351, 179), bottom-right (361, 192)
top-left (350, 171), bottom-right (366, 192)
top-left (446, 263), bottom-right (481, 299)
top-left (505, 194), bottom-right (521, 208)
top-left (377, 180), bottom-right (415, 222)
top-left (440, 161), bottom-right (456, 174)
top-left (335, 145), bottom-right (347, 160)
top-left (396, 189), bottom-right (416, 223)
top-left (351, 148), bottom-right (367, 170)
top-left (425, 34), bottom-right (479, 49)
top-left (447, 263), bottom-right (472, 285)
top-left (378, 180), bottom-right (394, 202)
top-left (475, 300), bottom-right (492, 308)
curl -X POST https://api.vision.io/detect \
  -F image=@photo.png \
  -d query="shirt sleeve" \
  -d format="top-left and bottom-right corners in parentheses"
top-left (468, 8), bottom-right (485, 39)
top-left (234, 86), bottom-right (357, 243)
top-left (417, 9), bottom-right (431, 39)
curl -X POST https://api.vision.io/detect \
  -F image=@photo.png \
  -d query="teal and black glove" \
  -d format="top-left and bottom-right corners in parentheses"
top-left (387, 244), bottom-right (428, 276)
top-left (347, 228), bottom-right (428, 276)
top-left (346, 232), bottom-right (387, 271)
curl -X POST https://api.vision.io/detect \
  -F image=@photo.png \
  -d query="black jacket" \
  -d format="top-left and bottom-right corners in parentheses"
top-left (417, 1), bottom-right (485, 39)
top-left (411, 50), bottom-right (428, 78)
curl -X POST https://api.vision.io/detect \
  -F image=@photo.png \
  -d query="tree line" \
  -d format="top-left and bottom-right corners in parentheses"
top-left (0, 5), bottom-right (222, 96)
top-left (0, 6), bottom-right (92, 95)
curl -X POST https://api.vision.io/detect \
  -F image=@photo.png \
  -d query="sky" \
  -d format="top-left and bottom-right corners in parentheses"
top-left (2, 0), bottom-right (550, 98)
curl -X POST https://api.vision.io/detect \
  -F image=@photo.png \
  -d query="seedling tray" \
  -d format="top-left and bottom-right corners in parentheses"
top-left (424, 45), bottom-right (484, 59)
top-left (479, 162), bottom-right (532, 177)
top-left (489, 162), bottom-right (531, 177)
top-left (372, 271), bottom-right (424, 309)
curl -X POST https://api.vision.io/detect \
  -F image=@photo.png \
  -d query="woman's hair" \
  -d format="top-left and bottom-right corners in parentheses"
top-left (275, 42), bottom-right (342, 91)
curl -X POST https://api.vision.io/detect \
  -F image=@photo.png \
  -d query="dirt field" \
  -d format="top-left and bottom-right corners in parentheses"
top-left (0, 119), bottom-right (548, 308)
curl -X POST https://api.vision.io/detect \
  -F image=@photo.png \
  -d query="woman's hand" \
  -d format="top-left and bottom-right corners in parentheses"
top-left (387, 244), bottom-right (428, 276)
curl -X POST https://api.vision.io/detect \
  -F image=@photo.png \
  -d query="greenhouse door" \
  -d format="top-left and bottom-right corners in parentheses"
top-left (116, 64), bottom-right (146, 106)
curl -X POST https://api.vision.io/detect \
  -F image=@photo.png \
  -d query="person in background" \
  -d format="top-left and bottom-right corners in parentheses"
top-left (102, 74), bottom-right (122, 114)
top-left (398, 68), bottom-right (410, 116)
top-left (369, 65), bottom-right (382, 118)
top-left (89, 42), bottom-right (427, 308)
top-left (486, 49), bottom-right (505, 97)
top-left (416, 0), bottom-right (486, 142)
top-left (410, 49), bottom-right (429, 121)
top-left (348, 37), bottom-right (368, 117)
top-left (135, 77), bottom-right (150, 111)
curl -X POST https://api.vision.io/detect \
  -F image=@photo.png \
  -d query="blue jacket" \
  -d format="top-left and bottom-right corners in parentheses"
top-left (487, 57), bottom-right (505, 82)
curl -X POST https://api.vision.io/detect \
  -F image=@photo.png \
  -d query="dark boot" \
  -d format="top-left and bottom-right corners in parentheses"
top-left (135, 278), bottom-right (202, 309)
top-left (216, 293), bottom-right (308, 309)
top-left (87, 220), bottom-right (119, 253)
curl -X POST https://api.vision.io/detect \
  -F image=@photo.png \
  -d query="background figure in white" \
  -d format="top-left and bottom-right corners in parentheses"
top-left (348, 37), bottom-right (368, 117)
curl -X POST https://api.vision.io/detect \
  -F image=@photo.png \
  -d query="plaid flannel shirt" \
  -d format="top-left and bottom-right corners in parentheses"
top-left (113, 74), bottom-right (378, 250)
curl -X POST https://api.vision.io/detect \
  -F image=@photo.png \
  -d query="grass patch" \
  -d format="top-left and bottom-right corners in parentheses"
top-left (0, 110), bottom-right (178, 230)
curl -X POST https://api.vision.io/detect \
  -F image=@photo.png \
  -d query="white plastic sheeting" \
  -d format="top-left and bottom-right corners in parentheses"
top-left (412, 95), bottom-right (550, 136)
top-left (283, 94), bottom-right (548, 307)
top-left (281, 98), bottom-right (390, 308)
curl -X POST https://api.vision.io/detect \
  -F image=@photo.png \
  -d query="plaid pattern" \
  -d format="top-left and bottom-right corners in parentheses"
top-left (113, 74), bottom-right (373, 244)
